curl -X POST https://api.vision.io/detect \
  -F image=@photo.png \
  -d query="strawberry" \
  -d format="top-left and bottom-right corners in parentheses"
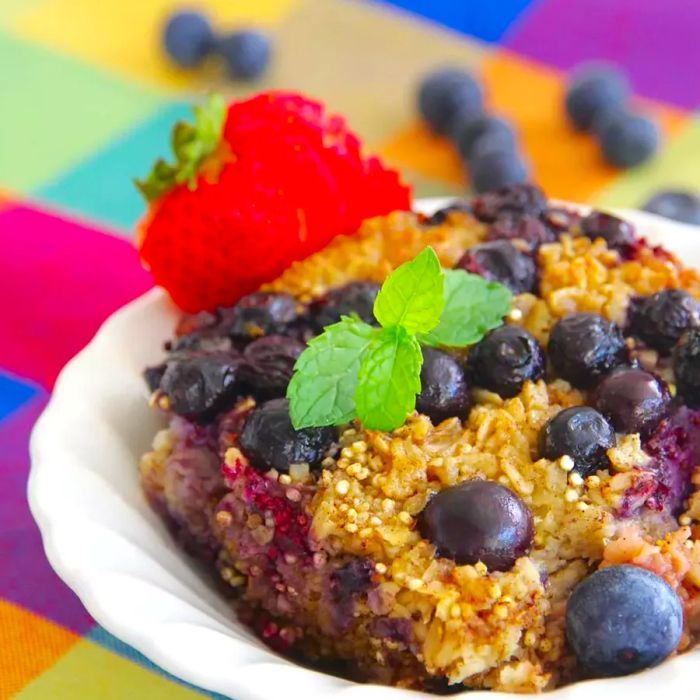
top-left (136, 92), bottom-right (411, 312)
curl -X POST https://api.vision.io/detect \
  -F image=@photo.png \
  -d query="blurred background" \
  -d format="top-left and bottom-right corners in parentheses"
top-left (1, 0), bottom-right (699, 697)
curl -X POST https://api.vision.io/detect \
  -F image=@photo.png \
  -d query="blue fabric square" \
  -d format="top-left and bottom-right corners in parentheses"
top-left (87, 626), bottom-right (230, 699)
top-left (373, 0), bottom-right (539, 42)
top-left (35, 102), bottom-right (192, 234)
top-left (0, 370), bottom-right (38, 421)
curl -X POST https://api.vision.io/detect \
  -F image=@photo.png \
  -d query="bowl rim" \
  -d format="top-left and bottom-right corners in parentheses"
top-left (28, 198), bottom-right (700, 699)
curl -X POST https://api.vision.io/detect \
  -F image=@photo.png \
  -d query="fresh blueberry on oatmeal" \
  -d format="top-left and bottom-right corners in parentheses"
top-left (548, 312), bottom-right (628, 388)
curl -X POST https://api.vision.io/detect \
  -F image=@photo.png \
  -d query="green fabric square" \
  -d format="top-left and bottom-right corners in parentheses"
top-left (0, 31), bottom-right (167, 191)
top-left (36, 102), bottom-right (192, 234)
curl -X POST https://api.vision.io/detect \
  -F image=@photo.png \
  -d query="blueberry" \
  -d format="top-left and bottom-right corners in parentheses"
top-left (216, 30), bottom-right (271, 80)
top-left (548, 313), bottom-right (628, 388)
top-left (310, 282), bottom-right (380, 332)
top-left (642, 190), bottom-right (700, 226)
top-left (539, 407), bottom-right (616, 476)
top-left (160, 352), bottom-right (244, 422)
top-left (565, 63), bottom-right (629, 131)
top-left (468, 325), bottom-right (545, 398)
top-left (240, 398), bottom-right (336, 473)
top-left (419, 480), bottom-right (534, 571)
top-left (542, 206), bottom-right (581, 235)
top-left (673, 329), bottom-right (700, 407)
top-left (163, 11), bottom-right (214, 68)
top-left (487, 214), bottom-right (556, 250)
top-left (456, 240), bottom-right (537, 295)
top-left (219, 292), bottom-right (300, 339)
top-left (629, 289), bottom-right (700, 353)
top-left (416, 347), bottom-right (472, 425)
top-left (470, 150), bottom-right (529, 194)
top-left (423, 201), bottom-right (471, 227)
top-left (581, 210), bottom-right (637, 251)
top-left (468, 128), bottom-right (518, 165)
top-left (417, 68), bottom-right (483, 136)
top-left (169, 329), bottom-right (233, 353)
top-left (241, 335), bottom-right (305, 399)
top-left (598, 111), bottom-right (660, 168)
top-left (591, 367), bottom-right (671, 437)
top-left (144, 363), bottom-right (167, 393)
top-left (453, 115), bottom-right (516, 161)
top-left (566, 565), bottom-right (683, 677)
top-left (471, 183), bottom-right (547, 223)
top-left (329, 558), bottom-right (375, 601)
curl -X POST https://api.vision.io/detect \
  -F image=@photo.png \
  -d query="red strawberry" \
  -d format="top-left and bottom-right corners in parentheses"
top-left (136, 92), bottom-right (411, 312)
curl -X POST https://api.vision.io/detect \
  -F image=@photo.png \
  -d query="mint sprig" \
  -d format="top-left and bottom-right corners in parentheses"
top-left (287, 246), bottom-right (512, 432)
top-left (135, 94), bottom-right (226, 202)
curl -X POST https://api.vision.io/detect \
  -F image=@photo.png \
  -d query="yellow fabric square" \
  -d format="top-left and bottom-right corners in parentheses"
top-left (482, 49), bottom-right (689, 204)
top-left (254, 0), bottom-right (487, 146)
top-left (15, 638), bottom-right (210, 699)
top-left (0, 600), bottom-right (80, 698)
top-left (11, 0), bottom-right (298, 90)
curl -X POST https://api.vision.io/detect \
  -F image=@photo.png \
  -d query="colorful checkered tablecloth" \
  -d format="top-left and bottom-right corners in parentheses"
top-left (1, 0), bottom-right (699, 697)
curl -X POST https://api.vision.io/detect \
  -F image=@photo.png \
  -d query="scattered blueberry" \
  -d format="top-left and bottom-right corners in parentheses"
top-left (216, 30), bottom-right (271, 80)
top-left (241, 335), bottom-right (305, 398)
top-left (423, 201), bottom-right (472, 227)
top-left (581, 210), bottom-right (637, 251)
top-left (471, 183), bottom-right (547, 223)
top-left (629, 289), bottom-right (700, 353)
top-left (456, 240), bottom-right (537, 295)
top-left (416, 347), bottom-right (472, 425)
top-left (310, 281), bottom-right (380, 332)
top-left (487, 214), bottom-right (556, 250)
top-left (470, 149), bottom-right (529, 194)
top-left (566, 565), bottom-right (683, 677)
top-left (417, 68), bottom-right (483, 136)
top-left (548, 313), bottom-right (628, 388)
top-left (453, 115), bottom-right (515, 161)
top-left (598, 111), bottom-right (660, 168)
top-left (673, 329), bottom-right (700, 408)
top-left (163, 11), bottom-right (215, 68)
top-left (642, 190), bottom-right (700, 226)
top-left (240, 398), bottom-right (336, 473)
top-left (468, 130), bottom-right (519, 170)
top-left (219, 292), bottom-right (300, 339)
top-left (419, 480), bottom-right (534, 571)
top-left (539, 407), bottom-right (616, 476)
top-left (468, 325), bottom-right (546, 398)
top-left (159, 352), bottom-right (244, 422)
top-left (591, 367), bottom-right (671, 437)
top-left (565, 63), bottom-right (629, 132)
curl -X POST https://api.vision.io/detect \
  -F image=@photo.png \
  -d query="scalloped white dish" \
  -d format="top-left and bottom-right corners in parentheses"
top-left (29, 199), bottom-right (700, 700)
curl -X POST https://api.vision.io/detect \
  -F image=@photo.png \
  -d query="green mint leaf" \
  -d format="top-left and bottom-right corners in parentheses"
top-left (373, 246), bottom-right (445, 334)
top-left (355, 326), bottom-right (422, 432)
top-left (135, 93), bottom-right (226, 202)
top-left (287, 317), bottom-right (377, 430)
top-left (420, 269), bottom-right (512, 348)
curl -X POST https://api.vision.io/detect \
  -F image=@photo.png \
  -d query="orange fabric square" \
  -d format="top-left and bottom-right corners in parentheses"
top-left (482, 50), bottom-right (689, 204)
top-left (0, 600), bottom-right (80, 698)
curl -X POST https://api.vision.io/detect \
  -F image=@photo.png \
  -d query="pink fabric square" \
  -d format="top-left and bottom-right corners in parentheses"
top-left (0, 204), bottom-right (152, 388)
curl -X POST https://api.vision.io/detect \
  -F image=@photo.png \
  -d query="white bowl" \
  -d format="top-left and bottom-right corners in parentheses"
top-left (29, 199), bottom-right (700, 700)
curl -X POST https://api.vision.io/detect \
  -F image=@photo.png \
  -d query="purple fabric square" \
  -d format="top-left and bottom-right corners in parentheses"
top-left (0, 394), bottom-right (95, 633)
top-left (505, 0), bottom-right (700, 109)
